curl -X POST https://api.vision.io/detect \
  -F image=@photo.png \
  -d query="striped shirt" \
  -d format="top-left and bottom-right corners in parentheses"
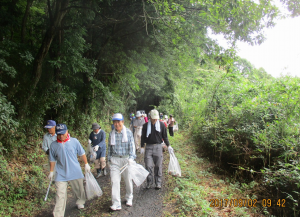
top-left (107, 128), bottom-right (136, 161)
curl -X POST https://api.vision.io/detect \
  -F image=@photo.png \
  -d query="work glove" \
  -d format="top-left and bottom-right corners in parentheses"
top-left (168, 146), bottom-right (174, 154)
top-left (128, 158), bottom-right (135, 166)
top-left (93, 145), bottom-right (99, 152)
top-left (140, 148), bottom-right (145, 154)
top-left (85, 164), bottom-right (91, 173)
top-left (48, 171), bottom-right (54, 181)
top-left (88, 139), bottom-right (92, 144)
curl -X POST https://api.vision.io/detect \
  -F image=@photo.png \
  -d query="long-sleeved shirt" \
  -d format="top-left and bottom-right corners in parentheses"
top-left (133, 117), bottom-right (145, 127)
top-left (107, 128), bottom-right (136, 161)
top-left (140, 121), bottom-right (170, 147)
top-left (42, 133), bottom-right (57, 152)
top-left (88, 129), bottom-right (106, 148)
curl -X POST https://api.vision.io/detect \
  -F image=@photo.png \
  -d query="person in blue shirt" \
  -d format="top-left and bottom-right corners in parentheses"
top-left (48, 124), bottom-right (91, 217)
top-left (88, 123), bottom-right (107, 178)
top-left (42, 120), bottom-right (57, 155)
top-left (42, 120), bottom-right (57, 179)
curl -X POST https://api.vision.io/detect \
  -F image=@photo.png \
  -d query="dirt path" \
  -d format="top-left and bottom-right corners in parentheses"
top-left (36, 151), bottom-right (171, 217)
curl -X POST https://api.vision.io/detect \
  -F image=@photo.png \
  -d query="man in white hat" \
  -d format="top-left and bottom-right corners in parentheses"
top-left (140, 109), bottom-right (174, 189)
top-left (107, 113), bottom-right (136, 210)
top-left (133, 111), bottom-right (145, 152)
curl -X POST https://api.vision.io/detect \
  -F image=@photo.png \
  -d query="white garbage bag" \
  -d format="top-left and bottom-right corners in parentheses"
top-left (88, 144), bottom-right (97, 163)
top-left (173, 123), bottom-right (178, 132)
top-left (85, 172), bottom-right (103, 200)
top-left (168, 152), bottom-right (181, 177)
top-left (128, 163), bottom-right (149, 187)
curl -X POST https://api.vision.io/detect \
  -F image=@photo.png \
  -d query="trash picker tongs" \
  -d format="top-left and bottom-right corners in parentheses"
top-left (120, 163), bottom-right (129, 174)
top-left (44, 180), bottom-right (52, 201)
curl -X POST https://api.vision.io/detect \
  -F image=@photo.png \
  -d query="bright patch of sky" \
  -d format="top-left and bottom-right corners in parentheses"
top-left (208, 2), bottom-right (300, 78)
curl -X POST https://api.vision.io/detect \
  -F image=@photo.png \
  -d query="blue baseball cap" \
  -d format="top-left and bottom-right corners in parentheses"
top-left (44, 120), bottom-right (56, 128)
top-left (112, 113), bottom-right (124, 121)
top-left (56, 123), bottom-right (68, 134)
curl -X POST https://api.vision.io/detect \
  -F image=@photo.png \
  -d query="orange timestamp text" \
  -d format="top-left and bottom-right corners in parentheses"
top-left (209, 199), bottom-right (286, 208)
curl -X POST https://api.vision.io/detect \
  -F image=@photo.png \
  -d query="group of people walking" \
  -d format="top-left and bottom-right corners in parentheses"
top-left (42, 109), bottom-right (176, 216)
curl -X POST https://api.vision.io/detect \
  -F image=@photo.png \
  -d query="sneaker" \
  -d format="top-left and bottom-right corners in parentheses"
top-left (146, 183), bottom-right (152, 189)
top-left (77, 204), bottom-right (84, 209)
top-left (126, 199), bottom-right (133, 207)
top-left (96, 172), bottom-right (103, 178)
top-left (156, 184), bottom-right (161, 189)
top-left (110, 204), bottom-right (122, 211)
top-left (103, 168), bottom-right (107, 176)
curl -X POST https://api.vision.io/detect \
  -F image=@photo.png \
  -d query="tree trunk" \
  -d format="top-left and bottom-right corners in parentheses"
top-left (21, 0), bottom-right (69, 118)
top-left (21, 0), bottom-right (34, 43)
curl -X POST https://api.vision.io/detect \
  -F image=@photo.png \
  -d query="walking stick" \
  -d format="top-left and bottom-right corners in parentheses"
top-left (44, 180), bottom-right (52, 201)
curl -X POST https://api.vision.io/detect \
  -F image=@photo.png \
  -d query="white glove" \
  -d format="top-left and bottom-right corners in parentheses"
top-left (140, 148), bottom-right (145, 154)
top-left (88, 139), bottom-right (92, 144)
top-left (168, 146), bottom-right (174, 154)
top-left (48, 171), bottom-right (54, 181)
top-left (128, 158), bottom-right (135, 166)
top-left (93, 145), bottom-right (99, 151)
top-left (85, 164), bottom-right (91, 173)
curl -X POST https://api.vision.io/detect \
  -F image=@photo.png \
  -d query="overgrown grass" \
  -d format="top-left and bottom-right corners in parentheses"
top-left (164, 130), bottom-right (264, 216)
top-left (0, 119), bottom-right (113, 217)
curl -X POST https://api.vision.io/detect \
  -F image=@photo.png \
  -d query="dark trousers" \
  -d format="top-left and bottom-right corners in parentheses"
top-left (169, 127), bottom-right (174, 136)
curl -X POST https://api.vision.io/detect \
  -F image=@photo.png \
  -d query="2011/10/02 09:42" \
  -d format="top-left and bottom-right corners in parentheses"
top-left (209, 199), bottom-right (286, 208)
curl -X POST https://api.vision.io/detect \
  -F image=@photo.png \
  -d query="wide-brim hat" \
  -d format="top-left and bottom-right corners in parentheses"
top-left (136, 111), bottom-right (142, 117)
top-left (91, 123), bottom-right (100, 130)
top-left (56, 123), bottom-right (67, 135)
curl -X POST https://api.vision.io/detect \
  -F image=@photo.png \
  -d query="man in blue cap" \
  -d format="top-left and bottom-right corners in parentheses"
top-left (48, 123), bottom-right (91, 217)
top-left (42, 120), bottom-right (57, 155)
top-left (42, 120), bottom-right (57, 177)
top-left (108, 113), bottom-right (136, 210)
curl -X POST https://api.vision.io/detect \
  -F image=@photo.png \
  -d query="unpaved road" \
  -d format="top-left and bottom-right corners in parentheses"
top-left (36, 152), bottom-right (171, 217)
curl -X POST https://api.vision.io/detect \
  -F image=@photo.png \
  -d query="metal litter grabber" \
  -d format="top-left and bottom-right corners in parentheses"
top-left (44, 180), bottom-right (52, 201)
top-left (120, 163), bottom-right (128, 175)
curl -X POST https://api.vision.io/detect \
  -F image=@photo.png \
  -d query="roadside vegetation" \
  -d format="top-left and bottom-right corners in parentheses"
top-left (164, 131), bottom-right (263, 216)
top-left (158, 67), bottom-right (300, 216)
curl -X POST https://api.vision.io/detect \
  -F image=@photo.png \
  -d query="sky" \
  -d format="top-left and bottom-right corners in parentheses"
top-left (209, 8), bottom-right (300, 78)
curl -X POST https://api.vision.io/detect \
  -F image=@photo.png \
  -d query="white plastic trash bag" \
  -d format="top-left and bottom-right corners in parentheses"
top-left (168, 152), bottom-right (181, 177)
top-left (173, 123), bottom-right (178, 132)
top-left (128, 163), bottom-right (149, 187)
top-left (88, 144), bottom-right (97, 163)
top-left (85, 172), bottom-right (103, 200)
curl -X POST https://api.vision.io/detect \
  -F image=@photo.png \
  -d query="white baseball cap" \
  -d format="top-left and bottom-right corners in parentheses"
top-left (112, 113), bottom-right (124, 121)
top-left (150, 109), bottom-right (159, 119)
